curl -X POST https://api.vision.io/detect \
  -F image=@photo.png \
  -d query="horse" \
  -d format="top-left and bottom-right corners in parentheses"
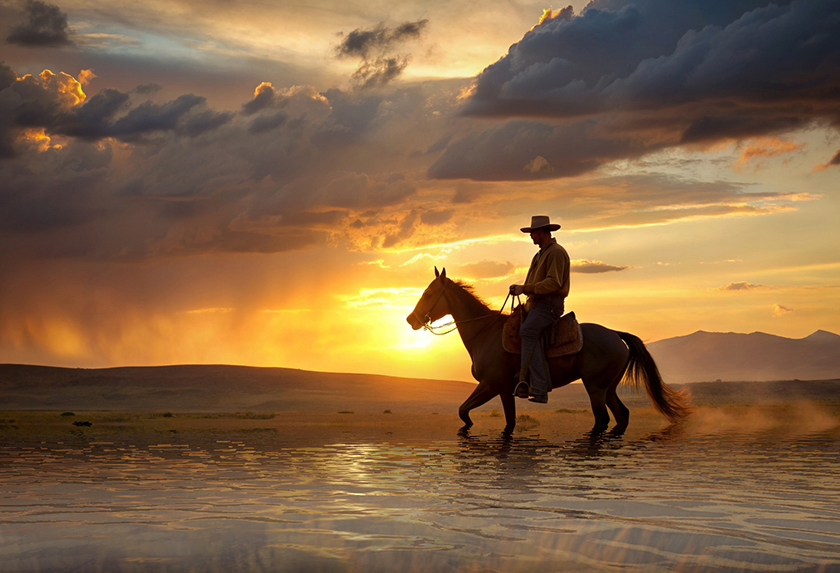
top-left (406, 267), bottom-right (690, 434)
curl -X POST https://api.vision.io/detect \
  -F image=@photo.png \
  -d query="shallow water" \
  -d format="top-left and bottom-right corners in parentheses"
top-left (1, 427), bottom-right (839, 572)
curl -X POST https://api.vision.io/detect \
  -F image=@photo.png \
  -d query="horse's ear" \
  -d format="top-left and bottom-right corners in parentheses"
top-left (434, 266), bottom-right (440, 278)
top-left (440, 267), bottom-right (447, 279)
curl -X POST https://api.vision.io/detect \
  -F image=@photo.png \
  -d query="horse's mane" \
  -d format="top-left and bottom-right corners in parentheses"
top-left (450, 279), bottom-right (493, 312)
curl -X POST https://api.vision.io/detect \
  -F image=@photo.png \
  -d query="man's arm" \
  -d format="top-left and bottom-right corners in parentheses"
top-left (522, 249), bottom-right (565, 295)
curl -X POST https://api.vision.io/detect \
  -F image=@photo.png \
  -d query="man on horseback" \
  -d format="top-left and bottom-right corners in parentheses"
top-left (510, 215), bottom-right (570, 403)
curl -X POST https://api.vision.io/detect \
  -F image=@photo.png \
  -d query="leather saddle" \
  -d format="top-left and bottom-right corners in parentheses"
top-left (502, 307), bottom-right (583, 358)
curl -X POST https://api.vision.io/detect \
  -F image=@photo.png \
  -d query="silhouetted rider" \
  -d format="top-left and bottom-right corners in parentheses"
top-left (510, 215), bottom-right (570, 403)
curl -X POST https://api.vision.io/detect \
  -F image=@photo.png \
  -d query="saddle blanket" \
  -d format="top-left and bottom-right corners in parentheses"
top-left (502, 308), bottom-right (583, 358)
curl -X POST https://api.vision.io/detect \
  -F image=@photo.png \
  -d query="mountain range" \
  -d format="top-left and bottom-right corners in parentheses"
top-left (648, 329), bottom-right (840, 383)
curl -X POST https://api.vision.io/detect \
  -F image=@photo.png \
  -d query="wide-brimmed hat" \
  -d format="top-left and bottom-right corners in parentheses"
top-left (520, 215), bottom-right (560, 233)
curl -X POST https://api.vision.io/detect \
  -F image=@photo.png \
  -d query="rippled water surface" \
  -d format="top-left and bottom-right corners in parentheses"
top-left (2, 427), bottom-right (839, 572)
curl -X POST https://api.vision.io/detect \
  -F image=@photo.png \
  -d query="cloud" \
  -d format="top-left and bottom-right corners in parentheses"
top-left (467, 0), bottom-right (839, 121)
top-left (351, 58), bottom-right (412, 90)
top-left (444, 171), bottom-right (818, 232)
top-left (337, 20), bottom-right (428, 59)
top-left (382, 210), bottom-right (419, 248)
top-left (812, 149), bottom-right (840, 172)
top-left (175, 109), bottom-right (234, 138)
top-left (134, 84), bottom-right (161, 95)
top-left (719, 282), bottom-right (764, 291)
top-left (1, 64), bottom-right (442, 262)
top-left (571, 259), bottom-right (629, 273)
top-left (242, 82), bottom-right (276, 116)
top-left (336, 20), bottom-right (429, 88)
top-left (6, 0), bottom-right (71, 47)
top-left (420, 209), bottom-right (453, 226)
top-left (456, 260), bottom-right (515, 279)
top-left (248, 111), bottom-right (288, 134)
top-left (399, 253), bottom-right (435, 267)
top-left (0, 68), bottom-right (233, 154)
top-left (435, 0), bottom-right (840, 181)
top-left (772, 303), bottom-right (793, 316)
top-left (734, 138), bottom-right (802, 170)
top-left (524, 155), bottom-right (553, 174)
top-left (425, 134), bottom-right (452, 155)
top-left (430, 119), bottom-right (640, 180)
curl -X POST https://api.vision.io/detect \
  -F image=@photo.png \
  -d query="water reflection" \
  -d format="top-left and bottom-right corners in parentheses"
top-left (0, 428), bottom-right (839, 572)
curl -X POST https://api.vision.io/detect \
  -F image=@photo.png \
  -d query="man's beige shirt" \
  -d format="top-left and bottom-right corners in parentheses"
top-left (523, 238), bottom-right (570, 297)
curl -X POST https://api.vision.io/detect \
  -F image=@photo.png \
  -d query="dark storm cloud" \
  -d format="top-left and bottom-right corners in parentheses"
top-left (829, 150), bottom-right (840, 166)
top-left (0, 65), bottom-right (19, 158)
top-left (352, 57), bottom-right (409, 89)
top-left (1, 63), bottom-right (442, 261)
top-left (207, 230), bottom-right (320, 254)
top-left (425, 134), bottom-right (451, 154)
top-left (249, 172), bottom-right (417, 220)
top-left (310, 89), bottom-right (386, 147)
top-left (178, 109), bottom-right (234, 137)
top-left (429, 119), bottom-right (646, 181)
top-left (464, 0), bottom-right (831, 119)
top-left (54, 92), bottom-right (218, 141)
top-left (337, 20), bottom-right (428, 89)
top-left (248, 111), bottom-right (288, 134)
top-left (336, 20), bottom-right (428, 59)
top-left (133, 84), bottom-right (162, 95)
top-left (241, 82), bottom-right (276, 116)
top-left (0, 69), bottom-right (231, 153)
top-left (435, 0), bottom-right (840, 181)
top-left (6, 0), bottom-right (71, 47)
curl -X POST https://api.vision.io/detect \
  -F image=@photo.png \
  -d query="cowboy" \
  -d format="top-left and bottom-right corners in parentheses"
top-left (510, 215), bottom-right (571, 403)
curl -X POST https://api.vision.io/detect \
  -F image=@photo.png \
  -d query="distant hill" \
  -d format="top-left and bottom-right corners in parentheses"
top-left (0, 364), bottom-right (477, 413)
top-left (1, 363), bottom-right (840, 414)
top-left (648, 330), bottom-right (840, 383)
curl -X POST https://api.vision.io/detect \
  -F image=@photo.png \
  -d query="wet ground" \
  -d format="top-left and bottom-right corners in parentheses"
top-left (1, 412), bottom-right (839, 573)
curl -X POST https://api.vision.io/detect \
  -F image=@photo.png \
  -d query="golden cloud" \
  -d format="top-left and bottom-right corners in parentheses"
top-left (734, 137), bottom-right (802, 170)
top-left (719, 282), bottom-right (764, 291)
top-left (772, 304), bottom-right (793, 317)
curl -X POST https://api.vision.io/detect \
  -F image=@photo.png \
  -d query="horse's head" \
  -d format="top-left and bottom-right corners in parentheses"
top-left (406, 267), bottom-right (450, 330)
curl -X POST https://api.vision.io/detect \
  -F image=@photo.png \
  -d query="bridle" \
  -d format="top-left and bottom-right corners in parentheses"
top-left (413, 280), bottom-right (521, 336)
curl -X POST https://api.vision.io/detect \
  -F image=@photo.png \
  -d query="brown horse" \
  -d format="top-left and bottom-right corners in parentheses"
top-left (406, 268), bottom-right (690, 434)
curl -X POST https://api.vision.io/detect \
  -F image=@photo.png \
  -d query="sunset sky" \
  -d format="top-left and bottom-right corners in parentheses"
top-left (1, 0), bottom-right (838, 381)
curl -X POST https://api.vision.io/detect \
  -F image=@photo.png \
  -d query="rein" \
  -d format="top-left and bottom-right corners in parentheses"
top-left (421, 287), bottom-right (521, 336)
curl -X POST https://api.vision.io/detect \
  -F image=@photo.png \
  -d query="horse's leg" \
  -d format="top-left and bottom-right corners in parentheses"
top-left (606, 378), bottom-right (630, 434)
top-left (583, 377), bottom-right (611, 434)
top-left (500, 391), bottom-right (517, 434)
top-left (458, 381), bottom-right (498, 430)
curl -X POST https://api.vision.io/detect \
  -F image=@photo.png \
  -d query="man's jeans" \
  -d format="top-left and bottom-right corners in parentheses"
top-left (519, 298), bottom-right (562, 396)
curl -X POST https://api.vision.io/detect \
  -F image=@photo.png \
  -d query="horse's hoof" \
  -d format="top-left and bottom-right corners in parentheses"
top-left (502, 425), bottom-right (515, 436)
top-left (458, 425), bottom-right (472, 436)
top-left (610, 424), bottom-right (627, 436)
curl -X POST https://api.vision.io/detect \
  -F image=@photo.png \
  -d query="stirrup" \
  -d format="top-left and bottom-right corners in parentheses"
top-left (513, 381), bottom-right (530, 399)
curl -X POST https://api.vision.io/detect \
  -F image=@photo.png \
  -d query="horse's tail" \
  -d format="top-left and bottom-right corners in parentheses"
top-left (617, 331), bottom-right (692, 423)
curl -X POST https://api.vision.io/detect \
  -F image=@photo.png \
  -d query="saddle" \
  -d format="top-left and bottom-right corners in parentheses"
top-left (502, 307), bottom-right (583, 358)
